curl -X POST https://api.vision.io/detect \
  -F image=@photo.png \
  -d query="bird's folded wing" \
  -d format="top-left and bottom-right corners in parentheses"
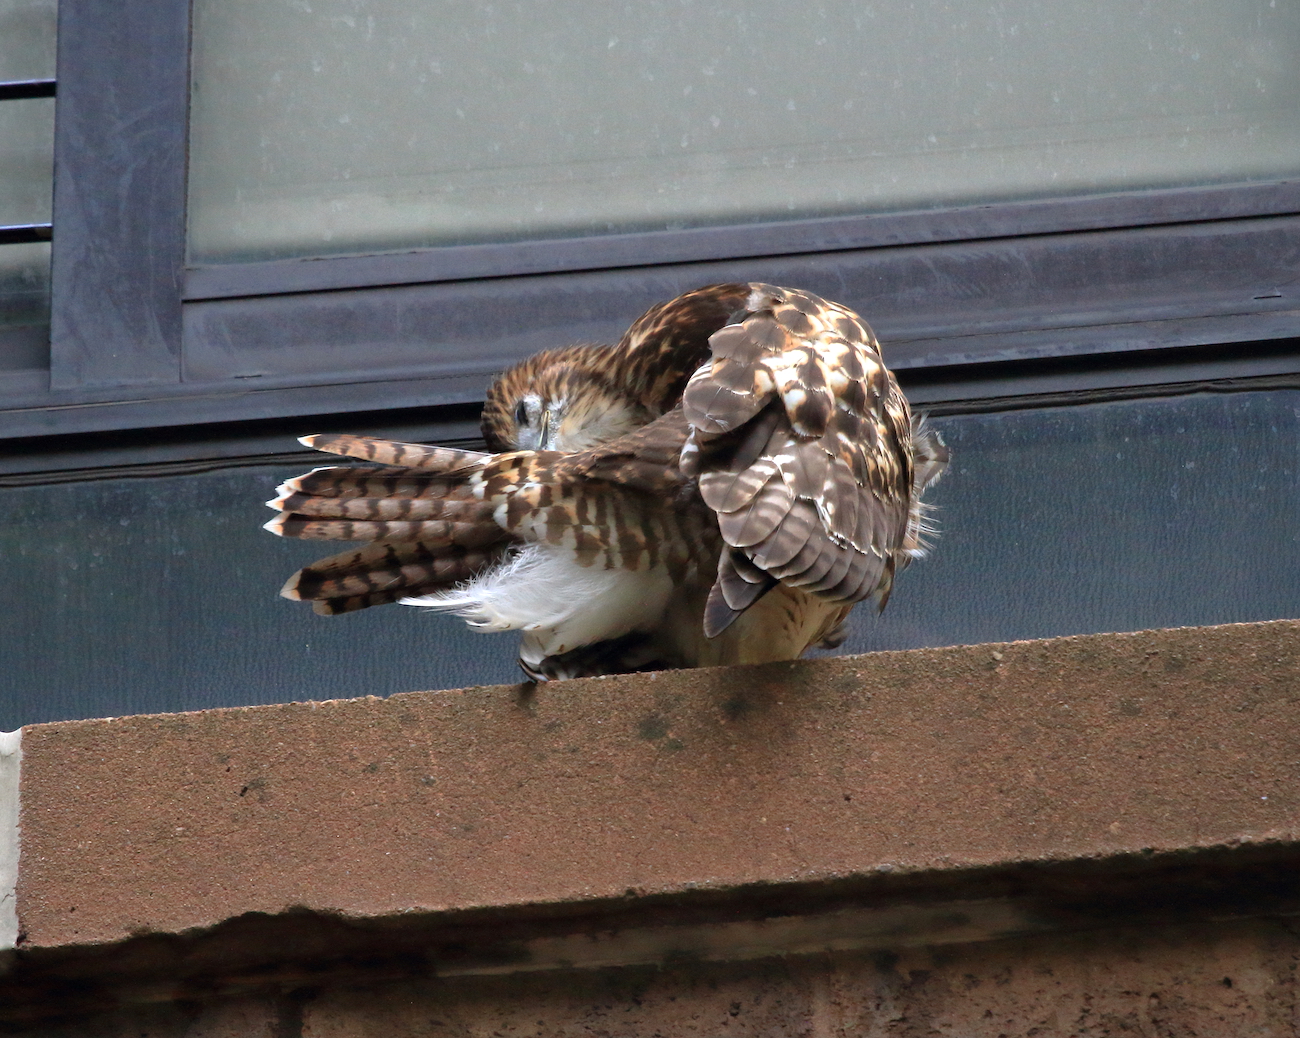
top-left (680, 284), bottom-right (915, 636)
top-left (605, 282), bottom-right (752, 417)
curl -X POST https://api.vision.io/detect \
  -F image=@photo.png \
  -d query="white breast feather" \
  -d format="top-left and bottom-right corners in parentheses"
top-left (402, 544), bottom-right (674, 657)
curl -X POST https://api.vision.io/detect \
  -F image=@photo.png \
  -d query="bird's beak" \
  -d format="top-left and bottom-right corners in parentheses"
top-left (539, 409), bottom-right (553, 451)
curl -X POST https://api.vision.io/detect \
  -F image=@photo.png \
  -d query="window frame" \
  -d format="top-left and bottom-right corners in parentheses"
top-left (8, 0), bottom-right (1300, 442)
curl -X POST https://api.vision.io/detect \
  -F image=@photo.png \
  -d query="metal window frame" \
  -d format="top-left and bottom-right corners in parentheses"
top-left (0, 79), bottom-right (56, 102)
top-left (0, 79), bottom-right (55, 242)
top-left (6, 0), bottom-right (1299, 444)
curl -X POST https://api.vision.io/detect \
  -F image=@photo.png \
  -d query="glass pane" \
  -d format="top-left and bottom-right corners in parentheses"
top-left (837, 389), bottom-right (1300, 656)
top-left (0, 0), bottom-right (56, 225)
top-left (0, 0), bottom-right (56, 356)
top-left (2, 390), bottom-right (1297, 728)
top-left (189, 0), bottom-right (1300, 263)
top-left (0, 100), bottom-right (52, 362)
top-left (0, 97), bottom-right (54, 227)
top-left (0, 0), bottom-right (57, 81)
top-left (0, 461), bottom-right (523, 730)
top-left (0, 240), bottom-right (49, 370)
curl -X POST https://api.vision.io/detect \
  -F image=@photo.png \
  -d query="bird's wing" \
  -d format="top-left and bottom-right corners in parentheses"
top-left (680, 283), bottom-right (916, 637)
top-left (606, 282), bottom-right (753, 416)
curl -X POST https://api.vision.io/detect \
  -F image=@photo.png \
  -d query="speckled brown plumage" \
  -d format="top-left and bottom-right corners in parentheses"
top-left (480, 283), bottom-right (751, 453)
top-left (680, 285), bottom-right (924, 636)
top-left (266, 283), bottom-right (947, 680)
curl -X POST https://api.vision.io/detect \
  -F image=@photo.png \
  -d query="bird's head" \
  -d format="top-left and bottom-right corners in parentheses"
top-left (482, 344), bottom-right (654, 453)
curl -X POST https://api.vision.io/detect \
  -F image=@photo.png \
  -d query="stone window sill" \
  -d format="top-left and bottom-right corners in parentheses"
top-left (2, 619), bottom-right (1298, 1029)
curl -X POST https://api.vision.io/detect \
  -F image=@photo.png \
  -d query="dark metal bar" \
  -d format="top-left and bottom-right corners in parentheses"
top-left (0, 344), bottom-right (1296, 449)
top-left (176, 213), bottom-right (1300, 384)
top-left (183, 179), bottom-right (1300, 302)
top-left (49, 0), bottom-right (188, 391)
top-left (0, 224), bottom-right (53, 246)
top-left (3, 207), bottom-right (1296, 439)
top-left (0, 79), bottom-right (56, 101)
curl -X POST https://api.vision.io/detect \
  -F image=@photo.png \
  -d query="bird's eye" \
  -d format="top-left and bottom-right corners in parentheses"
top-left (514, 400), bottom-right (528, 426)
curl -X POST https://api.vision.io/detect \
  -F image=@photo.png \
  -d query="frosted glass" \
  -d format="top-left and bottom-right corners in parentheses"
top-left (0, 0), bottom-right (55, 343)
top-left (0, 97), bottom-right (54, 227)
top-left (188, 0), bottom-right (1300, 263)
top-left (0, 0), bottom-right (56, 226)
top-left (0, 0), bottom-right (56, 81)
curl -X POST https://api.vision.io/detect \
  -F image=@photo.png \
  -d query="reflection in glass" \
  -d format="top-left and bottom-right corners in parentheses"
top-left (2, 391), bottom-right (1297, 728)
top-left (189, 0), bottom-right (1300, 262)
top-left (0, 241), bottom-right (49, 371)
top-left (0, 242), bottom-right (47, 327)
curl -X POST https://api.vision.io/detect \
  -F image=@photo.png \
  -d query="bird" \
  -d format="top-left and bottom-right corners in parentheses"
top-left (264, 283), bottom-right (949, 680)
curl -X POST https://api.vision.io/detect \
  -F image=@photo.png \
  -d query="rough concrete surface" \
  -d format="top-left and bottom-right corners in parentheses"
top-left (13, 917), bottom-right (1300, 1037)
top-left (298, 917), bottom-right (1300, 1037)
top-left (15, 619), bottom-right (1300, 951)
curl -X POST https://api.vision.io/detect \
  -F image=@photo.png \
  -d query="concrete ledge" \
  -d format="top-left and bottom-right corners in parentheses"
top-left (4, 620), bottom-right (1300, 1029)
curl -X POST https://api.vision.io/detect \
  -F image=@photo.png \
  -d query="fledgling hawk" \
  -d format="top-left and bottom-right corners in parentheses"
top-left (265, 283), bottom-right (949, 680)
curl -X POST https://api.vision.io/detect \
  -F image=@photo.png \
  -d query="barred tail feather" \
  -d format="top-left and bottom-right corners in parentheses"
top-left (269, 435), bottom-right (515, 616)
top-left (280, 541), bottom-right (506, 612)
top-left (263, 513), bottom-right (502, 545)
top-left (299, 434), bottom-right (488, 472)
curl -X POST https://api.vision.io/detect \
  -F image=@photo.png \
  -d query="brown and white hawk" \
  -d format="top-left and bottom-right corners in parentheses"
top-left (265, 283), bottom-right (948, 680)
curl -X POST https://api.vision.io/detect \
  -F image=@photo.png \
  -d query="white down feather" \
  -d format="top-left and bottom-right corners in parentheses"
top-left (401, 544), bottom-right (674, 659)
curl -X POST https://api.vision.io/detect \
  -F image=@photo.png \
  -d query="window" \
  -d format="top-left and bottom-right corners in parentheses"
top-left (187, 0), bottom-right (1300, 261)
top-left (0, 0), bottom-right (1293, 435)
top-left (0, 0), bottom-right (56, 378)
top-left (2, 0), bottom-right (1297, 727)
